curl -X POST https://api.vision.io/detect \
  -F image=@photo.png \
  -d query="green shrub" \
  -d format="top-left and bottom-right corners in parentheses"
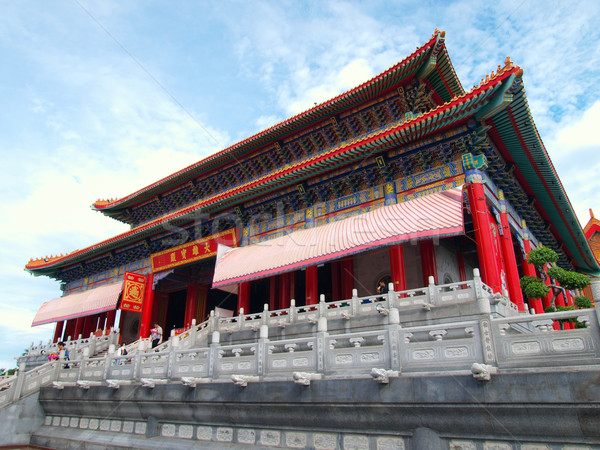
top-left (527, 247), bottom-right (559, 267)
top-left (574, 296), bottom-right (593, 309)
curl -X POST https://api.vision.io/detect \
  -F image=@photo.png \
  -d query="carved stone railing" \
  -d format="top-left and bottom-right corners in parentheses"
top-left (5, 273), bottom-right (598, 410)
top-left (491, 308), bottom-right (600, 369)
top-left (17, 329), bottom-right (120, 370)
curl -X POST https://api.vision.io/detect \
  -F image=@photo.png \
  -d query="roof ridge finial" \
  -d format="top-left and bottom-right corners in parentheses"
top-left (591, 208), bottom-right (595, 219)
top-left (504, 56), bottom-right (514, 70)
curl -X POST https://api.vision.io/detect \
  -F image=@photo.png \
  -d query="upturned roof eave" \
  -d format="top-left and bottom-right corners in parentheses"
top-left (92, 32), bottom-right (454, 217)
top-left (26, 67), bottom-right (517, 277)
top-left (485, 87), bottom-right (600, 275)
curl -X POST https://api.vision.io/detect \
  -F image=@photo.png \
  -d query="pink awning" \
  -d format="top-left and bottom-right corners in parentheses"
top-left (212, 186), bottom-right (464, 288)
top-left (32, 281), bottom-right (124, 327)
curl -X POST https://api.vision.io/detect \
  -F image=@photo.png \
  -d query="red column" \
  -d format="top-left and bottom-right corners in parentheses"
top-left (389, 244), bottom-right (407, 292)
top-left (457, 252), bottom-right (467, 282)
top-left (340, 258), bottom-right (354, 299)
top-left (420, 240), bottom-right (438, 284)
top-left (106, 310), bottom-right (116, 331)
top-left (543, 267), bottom-right (553, 310)
top-left (466, 173), bottom-right (503, 293)
top-left (139, 273), bottom-right (155, 339)
top-left (82, 315), bottom-right (95, 338)
top-left (522, 233), bottom-right (543, 314)
top-left (74, 316), bottom-right (85, 339)
top-left (498, 193), bottom-right (525, 311)
top-left (331, 261), bottom-right (340, 301)
top-left (184, 283), bottom-right (199, 328)
top-left (269, 276), bottom-right (278, 310)
top-left (565, 289), bottom-right (573, 306)
top-left (53, 321), bottom-right (64, 343)
top-left (197, 285), bottom-right (208, 321)
top-left (306, 266), bottom-right (318, 305)
top-left (237, 281), bottom-right (250, 314)
top-left (279, 273), bottom-right (291, 309)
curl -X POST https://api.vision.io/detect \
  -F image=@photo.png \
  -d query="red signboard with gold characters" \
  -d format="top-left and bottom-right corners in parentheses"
top-left (150, 228), bottom-right (237, 273)
top-left (120, 272), bottom-right (146, 313)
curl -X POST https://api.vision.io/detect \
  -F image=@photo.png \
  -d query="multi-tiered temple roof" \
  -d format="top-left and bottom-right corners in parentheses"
top-left (25, 30), bottom-right (600, 282)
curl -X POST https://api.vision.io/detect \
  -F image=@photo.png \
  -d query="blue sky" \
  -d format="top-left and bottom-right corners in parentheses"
top-left (1, 0), bottom-right (599, 369)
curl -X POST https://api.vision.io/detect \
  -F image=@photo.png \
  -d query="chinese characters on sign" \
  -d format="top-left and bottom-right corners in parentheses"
top-left (120, 272), bottom-right (146, 314)
top-left (150, 228), bottom-right (238, 273)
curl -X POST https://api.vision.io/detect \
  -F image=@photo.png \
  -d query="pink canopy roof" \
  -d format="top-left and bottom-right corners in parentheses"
top-left (32, 281), bottom-right (124, 327)
top-left (213, 186), bottom-right (464, 288)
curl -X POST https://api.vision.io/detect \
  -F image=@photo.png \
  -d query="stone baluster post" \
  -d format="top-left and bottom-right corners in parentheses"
top-left (238, 308), bottom-right (245, 331)
top-left (167, 334), bottom-right (179, 379)
top-left (88, 334), bottom-right (97, 357)
top-left (189, 319), bottom-right (197, 346)
top-left (316, 298), bottom-right (328, 374)
top-left (387, 282), bottom-right (395, 310)
top-left (289, 299), bottom-right (297, 323)
top-left (427, 276), bottom-right (437, 307)
top-left (474, 268), bottom-right (491, 314)
top-left (208, 330), bottom-right (220, 380)
top-left (12, 362), bottom-right (27, 402)
top-left (386, 305), bottom-right (402, 372)
top-left (76, 347), bottom-right (89, 382)
top-left (256, 324), bottom-right (269, 377)
top-left (209, 310), bottom-right (216, 333)
top-left (351, 289), bottom-right (358, 317)
top-left (134, 339), bottom-right (146, 381)
top-left (262, 303), bottom-right (269, 326)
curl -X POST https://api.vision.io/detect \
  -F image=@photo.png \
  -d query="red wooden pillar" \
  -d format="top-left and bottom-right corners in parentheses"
top-left (139, 273), bottom-right (155, 339)
top-left (306, 266), bottom-right (319, 305)
top-left (279, 273), bottom-right (291, 309)
top-left (389, 244), bottom-right (407, 292)
top-left (53, 321), bottom-right (64, 343)
top-left (74, 316), bottom-right (85, 339)
top-left (331, 261), bottom-right (340, 301)
top-left (420, 240), bottom-right (438, 284)
top-left (106, 310), bottom-right (116, 331)
top-left (466, 173), bottom-right (503, 293)
top-left (340, 258), bottom-right (354, 300)
top-left (522, 230), bottom-right (543, 314)
top-left (565, 289), bottom-right (573, 306)
top-left (543, 267), bottom-right (553, 310)
top-left (184, 283), bottom-right (199, 328)
top-left (82, 315), bottom-right (95, 338)
top-left (237, 281), bottom-right (250, 315)
top-left (498, 192), bottom-right (525, 311)
top-left (457, 252), bottom-right (467, 282)
top-left (198, 285), bottom-right (208, 322)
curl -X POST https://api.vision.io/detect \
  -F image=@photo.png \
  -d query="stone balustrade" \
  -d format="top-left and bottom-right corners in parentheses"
top-left (2, 271), bottom-right (598, 411)
top-left (17, 329), bottom-right (120, 371)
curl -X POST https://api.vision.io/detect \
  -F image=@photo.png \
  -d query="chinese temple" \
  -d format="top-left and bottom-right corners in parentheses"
top-left (26, 30), bottom-right (599, 345)
top-left (5, 30), bottom-right (600, 449)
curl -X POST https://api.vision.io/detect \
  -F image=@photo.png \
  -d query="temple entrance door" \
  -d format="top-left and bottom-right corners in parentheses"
top-left (318, 264), bottom-right (333, 302)
top-left (165, 290), bottom-right (186, 337)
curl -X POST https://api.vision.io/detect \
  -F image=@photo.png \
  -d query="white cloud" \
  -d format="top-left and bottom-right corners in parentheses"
top-left (546, 100), bottom-right (600, 226)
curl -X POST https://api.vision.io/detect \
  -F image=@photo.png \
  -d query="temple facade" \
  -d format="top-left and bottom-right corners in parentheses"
top-left (26, 30), bottom-right (599, 345)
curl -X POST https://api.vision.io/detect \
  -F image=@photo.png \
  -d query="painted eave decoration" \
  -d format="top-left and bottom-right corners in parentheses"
top-left (91, 30), bottom-right (462, 218)
top-left (26, 31), bottom-right (600, 277)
